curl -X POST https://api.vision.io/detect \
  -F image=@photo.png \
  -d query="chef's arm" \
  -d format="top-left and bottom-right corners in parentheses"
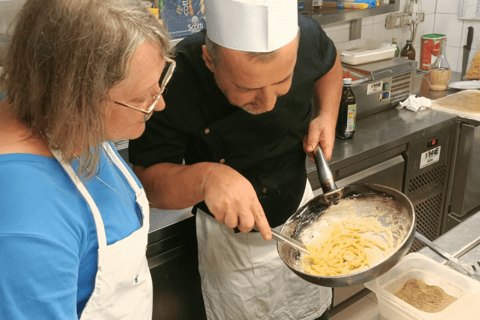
top-left (133, 163), bottom-right (272, 240)
top-left (304, 53), bottom-right (343, 161)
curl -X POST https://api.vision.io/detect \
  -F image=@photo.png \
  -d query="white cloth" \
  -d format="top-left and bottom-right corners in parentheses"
top-left (51, 142), bottom-right (153, 320)
top-left (396, 94), bottom-right (432, 112)
top-left (196, 180), bottom-right (331, 320)
top-left (205, 0), bottom-right (298, 52)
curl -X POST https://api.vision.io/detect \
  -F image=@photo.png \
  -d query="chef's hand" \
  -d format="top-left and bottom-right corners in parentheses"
top-left (303, 111), bottom-right (337, 162)
top-left (202, 164), bottom-right (272, 241)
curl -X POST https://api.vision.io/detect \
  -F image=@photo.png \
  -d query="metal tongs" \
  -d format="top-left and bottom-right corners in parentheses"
top-left (415, 232), bottom-right (480, 282)
top-left (253, 226), bottom-right (309, 255)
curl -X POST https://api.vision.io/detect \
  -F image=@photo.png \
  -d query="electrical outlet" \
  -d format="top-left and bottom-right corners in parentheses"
top-left (403, 13), bottom-right (413, 25)
top-left (418, 12), bottom-right (425, 22)
top-left (394, 13), bottom-right (404, 28)
top-left (385, 13), bottom-right (396, 29)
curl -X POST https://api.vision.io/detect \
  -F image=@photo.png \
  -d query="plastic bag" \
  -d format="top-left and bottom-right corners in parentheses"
top-left (465, 51), bottom-right (480, 80)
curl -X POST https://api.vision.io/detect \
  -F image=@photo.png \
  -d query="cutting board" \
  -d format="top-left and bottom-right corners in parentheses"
top-left (431, 89), bottom-right (480, 121)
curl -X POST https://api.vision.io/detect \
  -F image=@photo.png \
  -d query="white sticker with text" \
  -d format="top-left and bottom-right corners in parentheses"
top-left (420, 146), bottom-right (441, 169)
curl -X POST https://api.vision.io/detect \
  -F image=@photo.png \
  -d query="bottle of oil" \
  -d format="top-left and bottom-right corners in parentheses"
top-left (400, 40), bottom-right (416, 60)
top-left (336, 78), bottom-right (356, 139)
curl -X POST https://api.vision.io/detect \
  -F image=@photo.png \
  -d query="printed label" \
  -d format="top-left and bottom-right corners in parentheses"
top-left (347, 104), bottom-right (356, 132)
top-left (367, 81), bottom-right (383, 95)
top-left (420, 146), bottom-right (441, 169)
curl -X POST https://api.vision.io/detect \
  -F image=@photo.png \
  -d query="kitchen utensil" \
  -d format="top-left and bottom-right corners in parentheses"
top-left (462, 26), bottom-right (474, 80)
top-left (448, 80), bottom-right (480, 90)
top-left (431, 89), bottom-right (480, 121)
top-left (253, 226), bottom-right (309, 255)
top-left (277, 146), bottom-right (416, 287)
top-left (414, 232), bottom-right (480, 281)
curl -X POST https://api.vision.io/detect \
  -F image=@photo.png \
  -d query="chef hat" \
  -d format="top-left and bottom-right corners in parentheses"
top-left (205, 0), bottom-right (298, 52)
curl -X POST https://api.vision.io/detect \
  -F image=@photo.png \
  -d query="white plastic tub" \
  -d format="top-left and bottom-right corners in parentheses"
top-left (365, 253), bottom-right (480, 320)
top-left (336, 39), bottom-right (397, 65)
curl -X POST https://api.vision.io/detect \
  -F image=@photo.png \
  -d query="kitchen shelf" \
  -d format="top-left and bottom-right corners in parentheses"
top-left (306, 0), bottom-right (400, 25)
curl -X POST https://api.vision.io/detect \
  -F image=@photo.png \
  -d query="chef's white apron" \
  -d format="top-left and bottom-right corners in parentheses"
top-left (196, 180), bottom-right (332, 320)
top-left (51, 142), bottom-right (153, 320)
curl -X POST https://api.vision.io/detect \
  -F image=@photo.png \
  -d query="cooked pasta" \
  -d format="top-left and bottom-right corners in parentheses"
top-left (302, 215), bottom-right (394, 276)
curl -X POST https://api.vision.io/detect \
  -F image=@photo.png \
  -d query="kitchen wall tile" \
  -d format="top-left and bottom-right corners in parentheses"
top-left (399, 0), bottom-right (408, 13)
top-left (446, 45), bottom-right (461, 72)
top-left (422, 0), bottom-right (437, 15)
top-left (371, 22), bottom-right (395, 43)
top-left (373, 13), bottom-right (389, 24)
top-left (459, 21), bottom-right (480, 54)
top-left (326, 28), bottom-right (352, 45)
top-left (362, 17), bottom-right (374, 26)
top-left (323, 20), bottom-right (351, 33)
top-left (394, 25), bottom-right (413, 46)
top-left (413, 13), bottom-right (435, 48)
top-left (436, 0), bottom-right (459, 14)
top-left (434, 13), bottom-right (464, 47)
top-left (361, 23), bottom-right (374, 40)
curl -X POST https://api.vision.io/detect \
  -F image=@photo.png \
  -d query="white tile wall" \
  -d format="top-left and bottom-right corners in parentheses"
top-left (325, 27), bottom-right (352, 44)
top-left (434, 13), bottom-right (464, 47)
top-left (371, 22), bottom-right (395, 43)
top-left (413, 13), bottom-right (435, 48)
top-left (436, 0), bottom-right (459, 14)
top-left (326, 0), bottom-right (480, 73)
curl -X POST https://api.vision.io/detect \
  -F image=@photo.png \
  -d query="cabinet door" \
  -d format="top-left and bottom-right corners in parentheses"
top-left (148, 244), bottom-right (207, 320)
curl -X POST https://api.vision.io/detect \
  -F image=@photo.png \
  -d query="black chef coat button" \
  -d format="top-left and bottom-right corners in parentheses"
top-left (220, 159), bottom-right (225, 164)
top-left (204, 128), bottom-right (210, 134)
top-left (263, 188), bottom-right (267, 193)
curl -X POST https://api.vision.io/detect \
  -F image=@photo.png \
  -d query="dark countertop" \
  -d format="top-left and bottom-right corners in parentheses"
top-left (148, 71), bottom-right (464, 244)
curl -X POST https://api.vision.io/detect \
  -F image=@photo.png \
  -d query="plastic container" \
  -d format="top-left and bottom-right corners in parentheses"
top-left (337, 39), bottom-right (397, 65)
top-left (365, 253), bottom-right (480, 320)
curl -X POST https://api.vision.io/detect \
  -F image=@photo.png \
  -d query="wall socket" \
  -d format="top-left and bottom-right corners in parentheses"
top-left (385, 12), bottom-right (425, 29)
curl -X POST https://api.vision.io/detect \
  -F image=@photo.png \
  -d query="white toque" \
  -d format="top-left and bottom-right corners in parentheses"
top-left (205, 0), bottom-right (298, 52)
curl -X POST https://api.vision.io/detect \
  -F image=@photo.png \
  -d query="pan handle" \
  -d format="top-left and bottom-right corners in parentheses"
top-left (314, 145), bottom-right (338, 193)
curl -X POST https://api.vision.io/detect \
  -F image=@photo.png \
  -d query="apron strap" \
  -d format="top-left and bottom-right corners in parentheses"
top-left (103, 142), bottom-right (149, 225)
top-left (50, 149), bottom-right (108, 247)
top-left (103, 143), bottom-right (141, 196)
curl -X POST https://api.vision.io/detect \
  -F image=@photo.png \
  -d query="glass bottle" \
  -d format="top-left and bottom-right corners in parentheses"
top-left (400, 40), bottom-right (416, 60)
top-left (392, 37), bottom-right (400, 57)
top-left (428, 38), bottom-right (451, 91)
top-left (336, 78), bottom-right (356, 139)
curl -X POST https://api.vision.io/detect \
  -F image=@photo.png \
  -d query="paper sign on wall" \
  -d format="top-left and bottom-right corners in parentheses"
top-left (458, 0), bottom-right (480, 20)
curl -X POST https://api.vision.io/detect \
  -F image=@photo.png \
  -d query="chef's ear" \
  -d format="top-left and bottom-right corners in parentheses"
top-left (202, 45), bottom-right (215, 73)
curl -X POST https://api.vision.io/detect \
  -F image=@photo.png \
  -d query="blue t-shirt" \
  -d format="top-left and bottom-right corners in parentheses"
top-left (0, 144), bottom-right (143, 319)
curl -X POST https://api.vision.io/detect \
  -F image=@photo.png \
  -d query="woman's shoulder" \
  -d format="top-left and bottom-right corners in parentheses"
top-left (0, 153), bottom-right (92, 244)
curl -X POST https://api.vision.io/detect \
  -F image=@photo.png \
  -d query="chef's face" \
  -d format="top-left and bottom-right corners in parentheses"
top-left (105, 40), bottom-right (166, 141)
top-left (203, 36), bottom-right (299, 115)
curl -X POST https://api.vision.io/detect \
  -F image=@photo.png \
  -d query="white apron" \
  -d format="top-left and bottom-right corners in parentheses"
top-left (196, 180), bottom-right (332, 320)
top-left (51, 142), bottom-right (153, 320)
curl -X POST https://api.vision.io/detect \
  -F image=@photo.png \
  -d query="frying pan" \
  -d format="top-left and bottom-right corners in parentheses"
top-left (277, 146), bottom-right (416, 287)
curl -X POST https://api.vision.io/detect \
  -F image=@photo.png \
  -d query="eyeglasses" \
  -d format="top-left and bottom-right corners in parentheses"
top-left (114, 57), bottom-right (176, 115)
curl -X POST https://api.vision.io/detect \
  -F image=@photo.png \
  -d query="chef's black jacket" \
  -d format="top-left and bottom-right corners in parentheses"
top-left (129, 15), bottom-right (337, 228)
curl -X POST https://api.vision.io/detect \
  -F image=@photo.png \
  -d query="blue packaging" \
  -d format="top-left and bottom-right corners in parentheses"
top-left (161, 0), bottom-right (206, 39)
top-left (325, 0), bottom-right (377, 8)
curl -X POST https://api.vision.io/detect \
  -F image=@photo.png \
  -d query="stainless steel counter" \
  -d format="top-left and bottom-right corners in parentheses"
top-left (419, 209), bottom-right (480, 274)
top-left (149, 85), bottom-right (460, 242)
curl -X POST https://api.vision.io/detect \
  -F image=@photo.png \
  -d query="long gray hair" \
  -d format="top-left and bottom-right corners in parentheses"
top-left (0, 0), bottom-right (170, 178)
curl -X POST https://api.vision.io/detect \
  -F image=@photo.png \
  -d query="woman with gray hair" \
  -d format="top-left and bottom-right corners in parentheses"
top-left (0, 0), bottom-right (174, 318)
